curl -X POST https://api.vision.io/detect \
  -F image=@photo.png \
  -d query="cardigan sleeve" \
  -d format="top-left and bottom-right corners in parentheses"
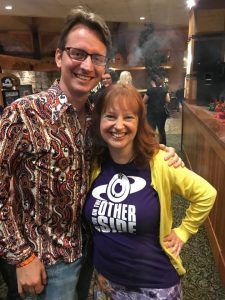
top-left (168, 165), bottom-right (217, 243)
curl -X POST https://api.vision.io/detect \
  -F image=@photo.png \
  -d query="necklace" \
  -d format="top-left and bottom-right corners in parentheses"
top-left (117, 155), bottom-right (134, 179)
top-left (118, 173), bottom-right (123, 179)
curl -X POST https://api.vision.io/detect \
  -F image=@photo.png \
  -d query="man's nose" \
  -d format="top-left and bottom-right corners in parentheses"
top-left (80, 55), bottom-right (94, 70)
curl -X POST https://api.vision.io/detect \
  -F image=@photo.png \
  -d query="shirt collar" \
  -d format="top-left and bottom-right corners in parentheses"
top-left (48, 79), bottom-right (93, 124)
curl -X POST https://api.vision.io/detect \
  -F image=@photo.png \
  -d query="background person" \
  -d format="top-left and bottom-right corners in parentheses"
top-left (175, 86), bottom-right (184, 112)
top-left (89, 68), bottom-right (118, 103)
top-left (143, 76), bottom-right (170, 145)
top-left (117, 70), bottom-right (133, 85)
top-left (84, 83), bottom-right (216, 299)
top-left (101, 68), bottom-right (118, 88)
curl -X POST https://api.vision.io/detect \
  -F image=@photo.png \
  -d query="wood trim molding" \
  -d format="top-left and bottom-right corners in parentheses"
top-left (0, 54), bottom-right (58, 71)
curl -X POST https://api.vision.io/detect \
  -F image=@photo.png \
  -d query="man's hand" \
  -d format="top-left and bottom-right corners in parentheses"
top-left (159, 144), bottom-right (185, 168)
top-left (163, 230), bottom-right (184, 258)
top-left (16, 257), bottom-right (47, 296)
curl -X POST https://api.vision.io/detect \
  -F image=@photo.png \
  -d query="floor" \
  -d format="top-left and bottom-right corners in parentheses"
top-left (165, 108), bottom-right (182, 136)
top-left (166, 108), bottom-right (225, 300)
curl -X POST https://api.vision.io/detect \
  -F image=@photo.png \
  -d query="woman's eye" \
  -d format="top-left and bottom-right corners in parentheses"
top-left (105, 114), bottom-right (115, 119)
top-left (125, 115), bottom-right (135, 120)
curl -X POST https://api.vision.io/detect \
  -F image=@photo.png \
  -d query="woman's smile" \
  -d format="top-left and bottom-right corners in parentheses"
top-left (100, 96), bottom-right (138, 162)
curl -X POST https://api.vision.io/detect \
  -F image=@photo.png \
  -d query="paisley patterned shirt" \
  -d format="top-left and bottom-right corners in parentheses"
top-left (0, 80), bottom-right (93, 266)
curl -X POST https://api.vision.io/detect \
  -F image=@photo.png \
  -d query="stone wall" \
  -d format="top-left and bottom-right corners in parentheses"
top-left (3, 69), bottom-right (59, 93)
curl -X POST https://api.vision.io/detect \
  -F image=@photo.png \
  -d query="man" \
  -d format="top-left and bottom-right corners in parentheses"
top-left (0, 6), bottom-right (111, 300)
top-left (0, 6), bottom-right (181, 300)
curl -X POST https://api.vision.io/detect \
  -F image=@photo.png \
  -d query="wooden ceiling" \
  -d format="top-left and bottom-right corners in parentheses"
top-left (2, 0), bottom-right (224, 71)
top-left (0, 0), bottom-right (189, 27)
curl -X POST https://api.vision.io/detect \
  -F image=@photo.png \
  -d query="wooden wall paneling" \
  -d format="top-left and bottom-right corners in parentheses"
top-left (0, 55), bottom-right (36, 70)
top-left (214, 161), bottom-right (225, 252)
top-left (0, 31), bottom-right (33, 56)
top-left (195, 9), bottom-right (225, 33)
top-left (39, 32), bottom-right (59, 57)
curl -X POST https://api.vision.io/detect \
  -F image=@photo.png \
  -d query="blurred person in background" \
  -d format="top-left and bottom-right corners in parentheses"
top-left (102, 69), bottom-right (118, 88)
top-left (175, 85), bottom-right (184, 112)
top-left (143, 76), bottom-right (170, 145)
top-left (89, 68), bottom-right (118, 103)
top-left (118, 70), bottom-right (133, 85)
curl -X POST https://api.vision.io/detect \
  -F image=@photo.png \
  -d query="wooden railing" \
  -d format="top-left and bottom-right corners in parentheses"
top-left (182, 103), bottom-right (225, 285)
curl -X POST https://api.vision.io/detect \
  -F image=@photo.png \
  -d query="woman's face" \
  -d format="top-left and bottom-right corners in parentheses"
top-left (101, 73), bottom-right (112, 87)
top-left (100, 96), bottom-right (138, 160)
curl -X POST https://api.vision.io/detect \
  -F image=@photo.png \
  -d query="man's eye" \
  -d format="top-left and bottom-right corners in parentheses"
top-left (94, 56), bottom-right (101, 62)
top-left (72, 50), bottom-right (84, 58)
top-left (94, 55), bottom-right (105, 63)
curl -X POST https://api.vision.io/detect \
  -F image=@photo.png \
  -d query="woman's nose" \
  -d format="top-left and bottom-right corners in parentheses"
top-left (114, 117), bottom-right (124, 129)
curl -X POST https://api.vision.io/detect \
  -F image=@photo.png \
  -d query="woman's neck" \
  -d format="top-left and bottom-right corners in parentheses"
top-left (110, 150), bottom-right (134, 165)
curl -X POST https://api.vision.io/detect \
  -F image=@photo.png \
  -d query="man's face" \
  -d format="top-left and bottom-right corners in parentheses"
top-left (55, 24), bottom-right (107, 103)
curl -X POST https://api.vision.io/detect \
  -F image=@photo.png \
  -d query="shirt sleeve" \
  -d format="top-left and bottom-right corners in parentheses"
top-left (0, 105), bottom-right (33, 264)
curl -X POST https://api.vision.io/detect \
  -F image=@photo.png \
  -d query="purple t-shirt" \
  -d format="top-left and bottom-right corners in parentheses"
top-left (84, 159), bottom-right (179, 288)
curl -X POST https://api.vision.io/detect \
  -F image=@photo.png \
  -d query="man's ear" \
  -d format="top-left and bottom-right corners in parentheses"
top-left (55, 48), bottom-right (62, 69)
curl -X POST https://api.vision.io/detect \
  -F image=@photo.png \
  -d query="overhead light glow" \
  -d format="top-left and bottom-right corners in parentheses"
top-left (186, 0), bottom-right (196, 9)
top-left (5, 5), bottom-right (13, 10)
top-left (140, 17), bottom-right (145, 20)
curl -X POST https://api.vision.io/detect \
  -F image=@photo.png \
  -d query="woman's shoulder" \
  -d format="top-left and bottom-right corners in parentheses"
top-left (151, 150), bottom-right (169, 168)
top-left (152, 149), bottom-right (167, 161)
top-left (151, 150), bottom-right (181, 174)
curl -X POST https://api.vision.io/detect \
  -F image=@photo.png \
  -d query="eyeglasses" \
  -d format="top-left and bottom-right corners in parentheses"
top-left (63, 47), bottom-right (107, 66)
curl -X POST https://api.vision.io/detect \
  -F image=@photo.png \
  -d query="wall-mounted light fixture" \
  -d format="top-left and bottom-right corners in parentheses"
top-left (186, 0), bottom-right (196, 9)
top-left (5, 5), bottom-right (13, 10)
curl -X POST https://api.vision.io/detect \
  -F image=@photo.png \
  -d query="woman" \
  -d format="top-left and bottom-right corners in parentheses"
top-left (143, 77), bottom-right (170, 145)
top-left (90, 69), bottom-right (118, 104)
top-left (84, 84), bottom-right (216, 299)
top-left (117, 71), bottom-right (132, 85)
top-left (102, 69), bottom-right (118, 88)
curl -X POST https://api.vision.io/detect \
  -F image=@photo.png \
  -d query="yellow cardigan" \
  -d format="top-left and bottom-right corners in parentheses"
top-left (90, 150), bottom-right (217, 276)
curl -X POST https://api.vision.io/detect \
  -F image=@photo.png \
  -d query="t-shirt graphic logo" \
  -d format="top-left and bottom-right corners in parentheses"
top-left (92, 173), bottom-right (146, 203)
top-left (91, 174), bottom-right (146, 233)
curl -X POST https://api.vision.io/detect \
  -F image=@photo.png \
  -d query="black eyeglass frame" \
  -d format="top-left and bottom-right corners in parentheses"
top-left (63, 47), bottom-right (108, 66)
